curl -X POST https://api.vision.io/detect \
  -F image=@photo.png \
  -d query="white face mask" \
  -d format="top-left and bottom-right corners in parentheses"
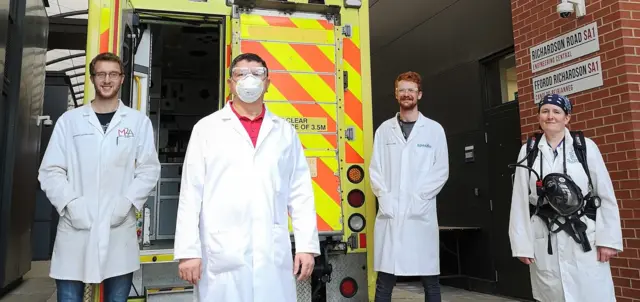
top-left (235, 75), bottom-right (264, 103)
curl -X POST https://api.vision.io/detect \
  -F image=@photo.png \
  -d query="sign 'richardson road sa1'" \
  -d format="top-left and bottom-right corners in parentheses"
top-left (530, 22), bottom-right (599, 73)
top-left (532, 56), bottom-right (603, 103)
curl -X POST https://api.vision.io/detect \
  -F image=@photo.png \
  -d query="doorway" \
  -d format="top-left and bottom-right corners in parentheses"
top-left (134, 20), bottom-right (223, 252)
top-left (482, 50), bottom-right (533, 300)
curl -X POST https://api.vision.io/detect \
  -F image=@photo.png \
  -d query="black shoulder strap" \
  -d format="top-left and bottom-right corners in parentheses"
top-left (571, 130), bottom-right (594, 190)
top-left (526, 132), bottom-right (543, 169)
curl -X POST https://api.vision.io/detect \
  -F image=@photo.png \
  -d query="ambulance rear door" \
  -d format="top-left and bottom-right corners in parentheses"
top-left (229, 2), bottom-right (345, 236)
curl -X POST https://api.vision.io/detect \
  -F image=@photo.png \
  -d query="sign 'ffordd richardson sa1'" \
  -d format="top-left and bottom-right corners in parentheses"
top-left (529, 22), bottom-right (599, 73)
top-left (532, 56), bottom-right (603, 103)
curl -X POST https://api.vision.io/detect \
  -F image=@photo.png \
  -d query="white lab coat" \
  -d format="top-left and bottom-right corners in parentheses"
top-left (173, 104), bottom-right (320, 302)
top-left (38, 101), bottom-right (160, 283)
top-left (369, 112), bottom-right (449, 276)
top-left (508, 127), bottom-right (623, 302)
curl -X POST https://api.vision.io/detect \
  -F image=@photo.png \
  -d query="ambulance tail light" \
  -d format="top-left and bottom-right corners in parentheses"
top-left (348, 213), bottom-right (365, 233)
top-left (347, 165), bottom-right (364, 184)
top-left (347, 189), bottom-right (365, 208)
top-left (339, 277), bottom-right (358, 298)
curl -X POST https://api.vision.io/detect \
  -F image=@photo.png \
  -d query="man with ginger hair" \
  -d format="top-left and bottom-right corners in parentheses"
top-left (369, 71), bottom-right (450, 302)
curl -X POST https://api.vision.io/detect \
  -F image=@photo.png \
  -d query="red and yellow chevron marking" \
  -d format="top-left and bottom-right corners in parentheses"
top-left (238, 14), bottom-right (341, 233)
top-left (99, 6), bottom-right (110, 53)
top-left (97, 0), bottom-right (121, 54)
top-left (343, 27), bottom-right (365, 164)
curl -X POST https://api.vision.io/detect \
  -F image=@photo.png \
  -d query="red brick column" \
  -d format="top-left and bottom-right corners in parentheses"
top-left (511, 0), bottom-right (640, 300)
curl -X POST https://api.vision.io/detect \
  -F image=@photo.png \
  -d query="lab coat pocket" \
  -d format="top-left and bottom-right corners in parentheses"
top-left (114, 136), bottom-right (136, 166)
top-left (531, 216), bottom-right (554, 272)
top-left (412, 146), bottom-right (435, 172)
top-left (577, 217), bottom-right (600, 276)
top-left (65, 198), bottom-right (92, 230)
top-left (110, 197), bottom-right (133, 227)
top-left (376, 195), bottom-right (394, 219)
top-left (206, 229), bottom-right (245, 275)
top-left (407, 194), bottom-right (433, 221)
top-left (273, 225), bottom-right (293, 272)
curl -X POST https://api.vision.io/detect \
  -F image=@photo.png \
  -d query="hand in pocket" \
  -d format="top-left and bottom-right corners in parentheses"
top-left (377, 195), bottom-right (394, 219)
top-left (65, 198), bottom-right (92, 230)
top-left (110, 197), bottom-right (133, 227)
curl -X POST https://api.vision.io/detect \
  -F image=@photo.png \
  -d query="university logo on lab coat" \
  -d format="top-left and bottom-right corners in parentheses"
top-left (117, 127), bottom-right (134, 138)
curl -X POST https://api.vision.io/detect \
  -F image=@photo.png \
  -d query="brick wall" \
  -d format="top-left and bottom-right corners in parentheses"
top-left (511, 0), bottom-right (640, 300)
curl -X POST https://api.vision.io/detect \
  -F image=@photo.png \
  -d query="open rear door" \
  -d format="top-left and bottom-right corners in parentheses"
top-left (131, 26), bottom-right (152, 114)
top-left (230, 3), bottom-right (344, 236)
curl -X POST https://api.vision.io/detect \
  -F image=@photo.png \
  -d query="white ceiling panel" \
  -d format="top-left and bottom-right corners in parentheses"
top-left (46, 0), bottom-right (88, 17)
top-left (46, 0), bottom-right (89, 106)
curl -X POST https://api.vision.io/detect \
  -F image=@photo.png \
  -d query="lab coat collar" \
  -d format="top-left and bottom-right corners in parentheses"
top-left (390, 111), bottom-right (427, 143)
top-left (81, 99), bottom-right (129, 135)
top-left (537, 127), bottom-right (573, 168)
top-left (220, 101), bottom-right (279, 149)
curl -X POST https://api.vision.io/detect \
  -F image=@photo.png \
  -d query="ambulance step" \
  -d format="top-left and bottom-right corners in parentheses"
top-left (145, 285), bottom-right (194, 302)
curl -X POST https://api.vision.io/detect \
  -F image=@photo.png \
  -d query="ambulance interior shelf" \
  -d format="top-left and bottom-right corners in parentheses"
top-left (137, 22), bottom-right (221, 251)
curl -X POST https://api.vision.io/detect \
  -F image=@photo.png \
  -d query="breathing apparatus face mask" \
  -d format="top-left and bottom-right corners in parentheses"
top-left (508, 136), bottom-right (585, 217)
top-left (541, 173), bottom-right (583, 216)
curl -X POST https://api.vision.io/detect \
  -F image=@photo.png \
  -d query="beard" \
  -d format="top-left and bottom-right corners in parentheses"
top-left (398, 96), bottom-right (417, 110)
top-left (95, 84), bottom-right (121, 100)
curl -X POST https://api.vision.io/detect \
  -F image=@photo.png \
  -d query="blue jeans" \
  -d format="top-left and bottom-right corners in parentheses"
top-left (56, 273), bottom-right (133, 302)
top-left (374, 271), bottom-right (441, 302)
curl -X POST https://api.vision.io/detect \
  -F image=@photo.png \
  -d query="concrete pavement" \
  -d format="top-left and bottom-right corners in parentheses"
top-left (0, 261), bottom-right (525, 302)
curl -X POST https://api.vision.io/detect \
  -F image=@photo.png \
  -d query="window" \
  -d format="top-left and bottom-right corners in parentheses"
top-left (499, 54), bottom-right (517, 104)
top-left (481, 49), bottom-right (518, 108)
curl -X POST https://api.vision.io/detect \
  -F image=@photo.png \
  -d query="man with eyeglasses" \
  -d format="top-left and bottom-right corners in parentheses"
top-left (38, 52), bottom-right (160, 302)
top-left (369, 71), bottom-right (449, 302)
top-left (174, 53), bottom-right (319, 301)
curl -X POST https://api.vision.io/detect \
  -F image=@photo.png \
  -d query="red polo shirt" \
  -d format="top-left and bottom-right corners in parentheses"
top-left (230, 102), bottom-right (265, 147)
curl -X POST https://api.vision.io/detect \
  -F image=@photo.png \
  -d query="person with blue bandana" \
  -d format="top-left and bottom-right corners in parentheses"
top-left (508, 93), bottom-right (623, 302)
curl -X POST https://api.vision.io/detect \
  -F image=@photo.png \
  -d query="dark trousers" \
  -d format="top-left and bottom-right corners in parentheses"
top-left (374, 271), bottom-right (441, 302)
top-left (56, 272), bottom-right (133, 302)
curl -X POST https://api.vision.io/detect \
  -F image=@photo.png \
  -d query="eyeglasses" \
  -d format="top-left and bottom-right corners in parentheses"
top-left (231, 67), bottom-right (267, 80)
top-left (93, 72), bottom-right (122, 80)
top-left (396, 88), bottom-right (420, 94)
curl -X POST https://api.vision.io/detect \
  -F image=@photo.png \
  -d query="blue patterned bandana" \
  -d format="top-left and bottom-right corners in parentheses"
top-left (539, 94), bottom-right (572, 114)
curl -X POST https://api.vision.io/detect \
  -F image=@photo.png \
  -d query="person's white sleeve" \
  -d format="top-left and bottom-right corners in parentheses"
top-left (417, 125), bottom-right (449, 200)
top-left (288, 132), bottom-right (320, 256)
top-left (38, 116), bottom-right (79, 216)
top-left (174, 124), bottom-right (205, 260)
top-left (368, 128), bottom-right (388, 198)
top-left (586, 139), bottom-right (623, 252)
top-left (508, 144), bottom-right (534, 258)
top-left (124, 117), bottom-right (161, 211)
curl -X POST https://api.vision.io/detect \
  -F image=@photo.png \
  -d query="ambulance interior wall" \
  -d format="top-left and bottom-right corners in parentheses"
top-left (369, 0), bottom-right (515, 291)
top-left (146, 23), bottom-right (220, 243)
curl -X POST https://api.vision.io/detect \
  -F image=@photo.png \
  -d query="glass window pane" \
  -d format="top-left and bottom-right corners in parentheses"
top-left (499, 54), bottom-right (517, 103)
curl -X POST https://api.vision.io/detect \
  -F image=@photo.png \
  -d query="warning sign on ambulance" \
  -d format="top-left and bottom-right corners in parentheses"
top-left (284, 117), bottom-right (328, 132)
top-left (529, 22), bottom-right (599, 73)
top-left (532, 56), bottom-right (603, 104)
top-left (306, 157), bottom-right (318, 178)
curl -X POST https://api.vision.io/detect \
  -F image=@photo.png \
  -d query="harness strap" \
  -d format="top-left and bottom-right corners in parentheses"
top-left (529, 203), bottom-right (593, 255)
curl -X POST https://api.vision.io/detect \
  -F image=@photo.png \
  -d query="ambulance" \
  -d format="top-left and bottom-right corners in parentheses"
top-left (83, 0), bottom-right (376, 301)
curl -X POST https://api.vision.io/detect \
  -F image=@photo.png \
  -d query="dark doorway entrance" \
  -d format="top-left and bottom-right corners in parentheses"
top-left (481, 50), bottom-right (533, 300)
top-left (485, 102), bottom-right (533, 300)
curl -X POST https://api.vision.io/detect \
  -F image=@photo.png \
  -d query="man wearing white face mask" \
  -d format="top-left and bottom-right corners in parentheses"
top-left (174, 53), bottom-right (320, 301)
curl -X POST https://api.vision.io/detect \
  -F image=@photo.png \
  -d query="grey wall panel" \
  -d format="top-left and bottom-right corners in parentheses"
top-left (0, 0), bottom-right (48, 289)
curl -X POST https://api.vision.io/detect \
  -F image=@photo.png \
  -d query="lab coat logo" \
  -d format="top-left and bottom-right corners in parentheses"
top-left (417, 143), bottom-right (431, 148)
top-left (118, 128), bottom-right (135, 138)
top-left (567, 150), bottom-right (579, 163)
